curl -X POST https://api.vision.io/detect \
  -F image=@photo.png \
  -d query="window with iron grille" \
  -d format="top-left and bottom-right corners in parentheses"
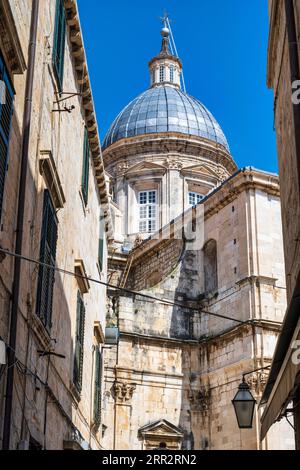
top-left (139, 190), bottom-right (157, 233)
top-left (170, 65), bottom-right (174, 83)
top-left (188, 191), bottom-right (204, 207)
top-left (81, 128), bottom-right (90, 206)
top-left (52, 0), bottom-right (66, 92)
top-left (73, 291), bottom-right (85, 393)
top-left (159, 65), bottom-right (165, 82)
top-left (36, 190), bottom-right (58, 330)
top-left (0, 52), bottom-right (14, 221)
top-left (93, 346), bottom-right (102, 427)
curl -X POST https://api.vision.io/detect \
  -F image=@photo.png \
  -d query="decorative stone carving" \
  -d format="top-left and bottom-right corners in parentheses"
top-left (164, 157), bottom-right (183, 170)
top-left (114, 382), bottom-right (136, 403)
top-left (134, 234), bottom-right (144, 248)
top-left (247, 371), bottom-right (269, 394)
top-left (115, 161), bottom-right (129, 176)
top-left (215, 166), bottom-right (228, 182)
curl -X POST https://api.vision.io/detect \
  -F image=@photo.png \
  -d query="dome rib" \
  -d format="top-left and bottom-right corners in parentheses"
top-left (102, 85), bottom-right (229, 152)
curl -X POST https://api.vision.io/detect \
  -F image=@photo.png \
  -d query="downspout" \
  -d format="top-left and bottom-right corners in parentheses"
top-left (2, 0), bottom-right (39, 450)
top-left (284, 0), bottom-right (300, 451)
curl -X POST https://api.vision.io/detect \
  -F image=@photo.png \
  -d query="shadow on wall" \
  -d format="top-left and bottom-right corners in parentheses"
top-left (0, 124), bottom-right (75, 448)
top-left (170, 238), bottom-right (218, 450)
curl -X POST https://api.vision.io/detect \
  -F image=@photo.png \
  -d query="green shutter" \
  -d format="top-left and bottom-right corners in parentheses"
top-left (36, 190), bottom-right (58, 330)
top-left (81, 128), bottom-right (89, 206)
top-left (0, 52), bottom-right (14, 220)
top-left (98, 238), bottom-right (104, 271)
top-left (52, 0), bottom-right (66, 92)
top-left (98, 215), bottom-right (105, 271)
top-left (93, 347), bottom-right (102, 426)
top-left (73, 291), bottom-right (85, 393)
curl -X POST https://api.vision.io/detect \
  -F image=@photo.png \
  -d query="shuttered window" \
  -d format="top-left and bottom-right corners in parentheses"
top-left (98, 238), bottom-right (104, 271)
top-left (36, 190), bottom-right (58, 330)
top-left (52, 0), bottom-right (66, 92)
top-left (93, 346), bottom-right (102, 427)
top-left (0, 52), bottom-right (14, 221)
top-left (81, 128), bottom-right (90, 206)
top-left (73, 291), bottom-right (85, 393)
top-left (98, 215), bottom-right (105, 271)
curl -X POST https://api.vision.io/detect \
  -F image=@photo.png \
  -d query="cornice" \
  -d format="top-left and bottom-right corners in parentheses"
top-left (267, 0), bottom-right (282, 88)
top-left (103, 132), bottom-right (237, 176)
top-left (0, 0), bottom-right (27, 74)
top-left (63, 0), bottom-right (113, 241)
top-left (127, 168), bottom-right (280, 263)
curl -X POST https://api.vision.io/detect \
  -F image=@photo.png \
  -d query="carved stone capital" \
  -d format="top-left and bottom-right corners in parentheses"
top-left (115, 161), bottom-right (129, 177)
top-left (114, 381), bottom-right (136, 403)
top-left (164, 157), bottom-right (183, 170)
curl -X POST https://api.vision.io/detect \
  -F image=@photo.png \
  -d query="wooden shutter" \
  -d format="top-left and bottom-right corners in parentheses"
top-left (36, 190), bottom-right (58, 330)
top-left (98, 238), bottom-right (104, 271)
top-left (52, 0), bottom-right (66, 91)
top-left (0, 52), bottom-right (14, 220)
top-left (73, 291), bottom-right (85, 393)
top-left (81, 128), bottom-right (89, 206)
top-left (93, 346), bottom-right (102, 426)
top-left (98, 215), bottom-right (105, 271)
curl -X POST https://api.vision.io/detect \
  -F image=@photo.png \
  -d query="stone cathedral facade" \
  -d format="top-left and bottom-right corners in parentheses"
top-left (101, 25), bottom-right (294, 450)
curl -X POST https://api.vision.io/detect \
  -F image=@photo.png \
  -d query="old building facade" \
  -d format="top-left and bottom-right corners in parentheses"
top-left (101, 23), bottom-right (294, 449)
top-left (0, 0), bottom-right (111, 449)
top-left (260, 0), bottom-right (300, 449)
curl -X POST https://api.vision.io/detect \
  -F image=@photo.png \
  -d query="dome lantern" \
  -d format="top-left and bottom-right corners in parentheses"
top-left (148, 15), bottom-right (182, 89)
top-left (102, 14), bottom-right (231, 154)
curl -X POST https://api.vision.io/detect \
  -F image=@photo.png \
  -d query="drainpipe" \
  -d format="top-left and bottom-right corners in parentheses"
top-left (284, 0), bottom-right (300, 451)
top-left (2, 0), bottom-right (39, 450)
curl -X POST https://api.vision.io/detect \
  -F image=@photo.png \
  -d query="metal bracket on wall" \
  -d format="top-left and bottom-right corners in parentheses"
top-left (52, 92), bottom-right (82, 113)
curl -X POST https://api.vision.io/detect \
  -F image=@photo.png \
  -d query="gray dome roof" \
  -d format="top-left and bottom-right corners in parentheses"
top-left (102, 85), bottom-right (229, 151)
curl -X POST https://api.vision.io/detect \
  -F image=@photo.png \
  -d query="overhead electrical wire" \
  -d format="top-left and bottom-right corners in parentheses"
top-left (0, 246), bottom-right (256, 326)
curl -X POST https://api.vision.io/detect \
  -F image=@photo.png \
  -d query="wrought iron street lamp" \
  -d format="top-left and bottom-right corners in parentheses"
top-left (232, 378), bottom-right (256, 429)
top-left (232, 365), bottom-right (271, 429)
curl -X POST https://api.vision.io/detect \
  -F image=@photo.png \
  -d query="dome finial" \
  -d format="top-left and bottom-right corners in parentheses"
top-left (160, 11), bottom-right (170, 37)
top-left (160, 11), bottom-right (171, 52)
top-left (148, 13), bottom-right (183, 90)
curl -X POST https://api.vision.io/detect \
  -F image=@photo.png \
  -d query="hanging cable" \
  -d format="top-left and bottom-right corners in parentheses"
top-left (0, 247), bottom-right (250, 325)
top-left (166, 17), bottom-right (186, 92)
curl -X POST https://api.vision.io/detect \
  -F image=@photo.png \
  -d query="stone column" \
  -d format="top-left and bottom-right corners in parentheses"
top-left (115, 162), bottom-right (129, 235)
top-left (164, 157), bottom-right (183, 221)
top-left (114, 381), bottom-right (136, 450)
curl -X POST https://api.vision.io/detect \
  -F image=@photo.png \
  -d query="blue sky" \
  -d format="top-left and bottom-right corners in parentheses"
top-left (77, 0), bottom-right (277, 173)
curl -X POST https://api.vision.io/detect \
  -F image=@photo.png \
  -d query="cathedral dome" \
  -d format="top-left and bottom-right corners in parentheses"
top-left (102, 85), bottom-right (229, 152)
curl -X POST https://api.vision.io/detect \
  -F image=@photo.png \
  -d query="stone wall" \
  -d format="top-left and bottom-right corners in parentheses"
top-left (0, 0), bottom-right (109, 450)
top-left (268, 0), bottom-right (300, 302)
top-left (104, 169), bottom-right (294, 450)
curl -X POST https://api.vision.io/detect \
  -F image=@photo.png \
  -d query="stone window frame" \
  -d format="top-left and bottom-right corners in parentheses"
top-left (185, 178), bottom-right (213, 209)
top-left (188, 191), bottom-right (204, 207)
top-left (159, 65), bottom-right (165, 82)
top-left (138, 189), bottom-right (158, 233)
top-left (169, 64), bottom-right (174, 83)
top-left (126, 178), bottom-right (163, 235)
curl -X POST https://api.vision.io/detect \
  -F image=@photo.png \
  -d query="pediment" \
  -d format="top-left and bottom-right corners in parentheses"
top-left (181, 164), bottom-right (218, 178)
top-left (138, 419), bottom-right (184, 438)
top-left (125, 161), bottom-right (166, 177)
